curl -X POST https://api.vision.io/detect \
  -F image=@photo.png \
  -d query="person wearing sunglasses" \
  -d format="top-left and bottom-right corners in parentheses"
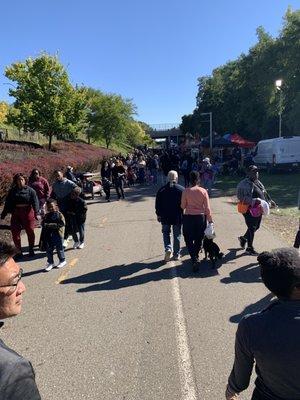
top-left (0, 240), bottom-right (41, 399)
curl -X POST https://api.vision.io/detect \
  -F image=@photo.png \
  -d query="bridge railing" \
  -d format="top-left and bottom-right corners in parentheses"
top-left (149, 123), bottom-right (180, 131)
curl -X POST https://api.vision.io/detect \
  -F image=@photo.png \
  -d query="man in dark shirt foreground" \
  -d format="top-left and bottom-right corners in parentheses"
top-left (0, 240), bottom-right (41, 400)
top-left (226, 248), bottom-right (300, 400)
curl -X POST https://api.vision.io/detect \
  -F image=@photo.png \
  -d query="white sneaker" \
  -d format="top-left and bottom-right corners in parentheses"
top-left (56, 260), bottom-right (67, 269)
top-left (73, 242), bottom-right (80, 249)
top-left (63, 239), bottom-right (68, 248)
top-left (164, 249), bottom-right (172, 263)
top-left (78, 242), bottom-right (85, 249)
top-left (44, 263), bottom-right (54, 272)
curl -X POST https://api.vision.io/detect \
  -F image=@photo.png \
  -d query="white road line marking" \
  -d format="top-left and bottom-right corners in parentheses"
top-left (170, 261), bottom-right (198, 400)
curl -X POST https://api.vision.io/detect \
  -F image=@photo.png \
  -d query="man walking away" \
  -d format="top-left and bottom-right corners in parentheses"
top-left (0, 240), bottom-right (41, 399)
top-left (155, 170), bottom-right (184, 262)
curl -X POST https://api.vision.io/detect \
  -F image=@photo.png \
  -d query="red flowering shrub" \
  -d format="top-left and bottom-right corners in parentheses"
top-left (0, 142), bottom-right (114, 201)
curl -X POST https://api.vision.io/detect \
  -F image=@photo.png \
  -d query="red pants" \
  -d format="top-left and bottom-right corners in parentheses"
top-left (11, 207), bottom-right (35, 252)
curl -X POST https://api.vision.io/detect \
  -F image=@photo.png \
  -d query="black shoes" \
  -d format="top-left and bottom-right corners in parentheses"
top-left (245, 247), bottom-right (258, 256)
top-left (238, 236), bottom-right (247, 249)
top-left (192, 257), bottom-right (199, 272)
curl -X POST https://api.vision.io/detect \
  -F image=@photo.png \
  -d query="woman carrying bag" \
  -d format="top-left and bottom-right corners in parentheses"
top-left (181, 171), bottom-right (213, 272)
top-left (237, 165), bottom-right (276, 255)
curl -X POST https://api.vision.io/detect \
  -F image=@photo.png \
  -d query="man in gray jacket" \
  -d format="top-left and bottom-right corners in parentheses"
top-left (0, 240), bottom-right (41, 399)
top-left (51, 170), bottom-right (77, 247)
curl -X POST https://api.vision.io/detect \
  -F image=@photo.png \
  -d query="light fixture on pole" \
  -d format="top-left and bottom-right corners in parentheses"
top-left (275, 79), bottom-right (283, 138)
top-left (200, 112), bottom-right (213, 150)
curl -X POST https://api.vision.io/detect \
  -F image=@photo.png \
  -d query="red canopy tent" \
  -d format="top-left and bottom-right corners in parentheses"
top-left (227, 133), bottom-right (256, 148)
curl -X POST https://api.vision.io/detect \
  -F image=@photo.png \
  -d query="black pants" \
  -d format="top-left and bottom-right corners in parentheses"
top-left (115, 180), bottom-right (124, 199)
top-left (243, 211), bottom-right (262, 248)
top-left (183, 215), bottom-right (206, 262)
top-left (294, 229), bottom-right (300, 249)
top-left (183, 172), bottom-right (190, 187)
top-left (103, 185), bottom-right (110, 200)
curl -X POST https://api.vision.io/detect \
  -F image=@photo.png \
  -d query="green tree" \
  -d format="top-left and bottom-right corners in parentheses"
top-left (124, 121), bottom-right (154, 147)
top-left (186, 8), bottom-right (300, 141)
top-left (0, 101), bottom-right (9, 125)
top-left (5, 54), bottom-right (87, 149)
top-left (86, 89), bottom-right (136, 148)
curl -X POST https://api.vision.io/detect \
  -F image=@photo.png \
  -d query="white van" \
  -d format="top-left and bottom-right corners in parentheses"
top-left (253, 136), bottom-right (300, 170)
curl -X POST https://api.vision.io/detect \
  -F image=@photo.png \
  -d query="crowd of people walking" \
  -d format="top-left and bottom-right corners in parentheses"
top-left (0, 145), bottom-right (299, 400)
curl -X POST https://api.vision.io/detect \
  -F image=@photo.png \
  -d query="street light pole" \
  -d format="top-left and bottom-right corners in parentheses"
top-left (275, 79), bottom-right (283, 138)
top-left (200, 112), bottom-right (213, 150)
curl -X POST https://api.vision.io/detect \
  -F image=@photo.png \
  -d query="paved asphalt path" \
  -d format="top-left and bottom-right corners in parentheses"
top-left (1, 184), bottom-right (286, 400)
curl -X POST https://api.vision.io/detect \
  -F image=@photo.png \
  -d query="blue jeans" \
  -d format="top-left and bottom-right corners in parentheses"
top-left (72, 223), bottom-right (85, 243)
top-left (203, 179), bottom-right (213, 196)
top-left (46, 234), bottom-right (65, 264)
top-left (162, 224), bottom-right (182, 256)
top-left (151, 169), bottom-right (158, 184)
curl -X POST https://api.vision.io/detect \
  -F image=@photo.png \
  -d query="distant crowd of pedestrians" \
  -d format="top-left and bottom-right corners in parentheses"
top-left (0, 145), bottom-right (299, 399)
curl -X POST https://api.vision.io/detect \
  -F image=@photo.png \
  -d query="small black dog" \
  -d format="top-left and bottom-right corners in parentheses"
top-left (203, 237), bottom-right (224, 268)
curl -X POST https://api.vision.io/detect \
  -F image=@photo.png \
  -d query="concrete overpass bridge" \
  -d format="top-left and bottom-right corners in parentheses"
top-left (148, 123), bottom-right (183, 144)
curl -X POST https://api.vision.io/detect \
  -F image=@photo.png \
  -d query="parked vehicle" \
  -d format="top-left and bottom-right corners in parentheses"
top-left (253, 136), bottom-right (300, 171)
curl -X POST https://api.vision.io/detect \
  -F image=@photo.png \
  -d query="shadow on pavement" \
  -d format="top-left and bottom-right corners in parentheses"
top-left (23, 268), bottom-right (46, 277)
top-left (222, 248), bottom-right (248, 264)
top-left (220, 262), bottom-right (261, 284)
top-left (61, 257), bottom-right (218, 292)
top-left (86, 184), bottom-right (159, 207)
top-left (229, 293), bottom-right (274, 323)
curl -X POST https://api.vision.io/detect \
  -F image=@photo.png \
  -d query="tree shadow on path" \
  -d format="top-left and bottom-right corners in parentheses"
top-left (61, 257), bottom-right (219, 292)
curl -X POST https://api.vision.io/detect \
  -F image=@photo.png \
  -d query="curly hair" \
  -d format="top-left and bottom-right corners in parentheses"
top-left (258, 248), bottom-right (300, 298)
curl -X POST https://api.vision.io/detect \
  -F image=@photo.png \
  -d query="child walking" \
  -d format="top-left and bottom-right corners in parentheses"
top-left (41, 199), bottom-right (66, 271)
top-left (66, 187), bottom-right (87, 249)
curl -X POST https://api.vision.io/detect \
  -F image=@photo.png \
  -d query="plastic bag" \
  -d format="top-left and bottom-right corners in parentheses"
top-left (260, 200), bottom-right (270, 216)
top-left (204, 222), bottom-right (216, 239)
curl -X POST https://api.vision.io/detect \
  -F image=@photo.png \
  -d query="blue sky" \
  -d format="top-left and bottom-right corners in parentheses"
top-left (1, 1), bottom-right (299, 124)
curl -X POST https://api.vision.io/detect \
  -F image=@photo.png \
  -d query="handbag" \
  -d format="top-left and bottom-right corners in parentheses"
top-left (204, 222), bottom-right (216, 239)
top-left (249, 204), bottom-right (263, 217)
top-left (237, 202), bottom-right (249, 214)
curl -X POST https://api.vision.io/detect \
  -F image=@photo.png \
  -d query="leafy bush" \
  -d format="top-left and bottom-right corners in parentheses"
top-left (0, 142), bottom-right (113, 201)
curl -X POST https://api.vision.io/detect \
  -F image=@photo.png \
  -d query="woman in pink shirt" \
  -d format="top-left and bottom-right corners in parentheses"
top-left (181, 171), bottom-right (213, 272)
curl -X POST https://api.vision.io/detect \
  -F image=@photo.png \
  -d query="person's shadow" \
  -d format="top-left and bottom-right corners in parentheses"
top-left (222, 248), bottom-right (248, 264)
top-left (220, 262), bottom-right (261, 284)
top-left (229, 293), bottom-right (274, 323)
top-left (61, 257), bottom-right (219, 292)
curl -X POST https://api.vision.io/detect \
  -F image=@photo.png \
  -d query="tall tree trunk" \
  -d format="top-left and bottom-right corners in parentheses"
top-left (48, 133), bottom-right (52, 150)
